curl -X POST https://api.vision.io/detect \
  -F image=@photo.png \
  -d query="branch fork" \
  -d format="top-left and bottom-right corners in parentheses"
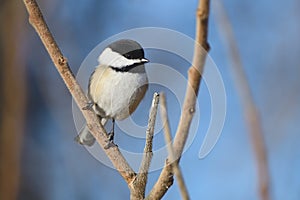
top-left (23, 0), bottom-right (210, 199)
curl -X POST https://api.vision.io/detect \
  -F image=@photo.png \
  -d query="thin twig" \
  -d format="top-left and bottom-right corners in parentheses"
top-left (213, 1), bottom-right (270, 200)
top-left (160, 93), bottom-right (190, 200)
top-left (130, 93), bottom-right (160, 200)
top-left (22, 0), bottom-right (136, 184)
top-left (145, 0), bottom-right (211, 199)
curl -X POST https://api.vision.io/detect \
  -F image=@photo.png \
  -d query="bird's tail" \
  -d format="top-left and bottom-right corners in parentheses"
top-left (74, 118), bottom-right (108, 146)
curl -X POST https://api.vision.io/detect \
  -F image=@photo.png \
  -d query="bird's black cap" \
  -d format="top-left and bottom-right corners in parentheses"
top-left (108, 39), bottom-right (145, 60)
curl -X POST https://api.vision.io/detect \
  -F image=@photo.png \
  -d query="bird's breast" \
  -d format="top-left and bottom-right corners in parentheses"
top-left (89, 66), bottom-right (148, 120)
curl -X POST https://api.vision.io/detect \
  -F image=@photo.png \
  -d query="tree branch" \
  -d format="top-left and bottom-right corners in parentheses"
top-left (213, 1), bottom-right (270, 200)
top-left (22, 0), bottom-right (136, 184)
top-left (145, 0), bottom-right (211, 199)
top-left (130, 93), bottom-right (160, 200)
top-left (160, 93), bottom-right (190, 200)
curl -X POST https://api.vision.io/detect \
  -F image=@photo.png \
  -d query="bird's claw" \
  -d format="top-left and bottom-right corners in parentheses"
top-left (83, 101), bottom-right (94, 110)
top-left (104, 141), bottom-right (117, 149)
top-left (108, 130), bottom-right (114, 141)
top-left (104, 131), bottom-right (116, 149)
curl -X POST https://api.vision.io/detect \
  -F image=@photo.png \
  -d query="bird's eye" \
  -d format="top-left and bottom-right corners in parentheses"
top-left (124, 54), bottom-right (132, 59)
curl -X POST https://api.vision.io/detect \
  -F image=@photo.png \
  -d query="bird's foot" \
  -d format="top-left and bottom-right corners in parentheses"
top-left (104, 141), bottom-right (117, 149)
top-left (104, 131), bottom-right (117, 149)
top-left (82, 101), bottom-right (94, 110)
top-left (107, 130), bottom-right (114, 141)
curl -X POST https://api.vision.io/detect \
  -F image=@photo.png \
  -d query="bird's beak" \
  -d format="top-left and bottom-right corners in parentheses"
top-left (141, 58), bottom-right (149, 63)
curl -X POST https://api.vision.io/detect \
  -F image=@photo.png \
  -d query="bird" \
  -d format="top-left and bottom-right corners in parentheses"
top-left (75, 39), bottom-right (149, 148)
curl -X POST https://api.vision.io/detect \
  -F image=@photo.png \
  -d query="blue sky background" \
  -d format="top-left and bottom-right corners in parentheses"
top-left (20, 0), bottom-right (300, 199)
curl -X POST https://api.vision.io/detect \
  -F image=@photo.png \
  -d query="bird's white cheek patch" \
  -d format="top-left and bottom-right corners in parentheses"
top-left (98, 48), bottom-right (142, 69)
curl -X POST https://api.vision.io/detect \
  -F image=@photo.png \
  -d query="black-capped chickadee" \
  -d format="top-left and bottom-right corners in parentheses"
top-left (75, 39), bottom-right (149, 147)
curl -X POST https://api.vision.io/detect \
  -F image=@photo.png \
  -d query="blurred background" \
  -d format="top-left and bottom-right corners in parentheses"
top-left (0, 0), bottom-right (299, 200)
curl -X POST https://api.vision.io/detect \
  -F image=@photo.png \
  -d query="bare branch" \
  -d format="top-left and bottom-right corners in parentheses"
top-left (146, 0), bottom-right (211, 199)
top-left (22, 0), bottom-right (136, 184)
top-left (213, 1), bottom-right (270, 200)
top-left (130, 93), bottom-right (160, 200)
top-left (160, 93), bottom-right (190, 200)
